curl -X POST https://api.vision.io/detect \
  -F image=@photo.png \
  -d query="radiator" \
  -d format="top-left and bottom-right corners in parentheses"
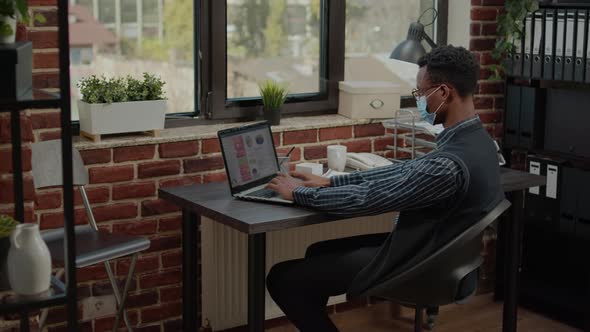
top-left (201, 213), bottom-right (396, 330)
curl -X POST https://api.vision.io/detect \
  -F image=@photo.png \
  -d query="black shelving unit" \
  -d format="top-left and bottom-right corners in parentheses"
top-left (0, 0), bottom-right (77, 330)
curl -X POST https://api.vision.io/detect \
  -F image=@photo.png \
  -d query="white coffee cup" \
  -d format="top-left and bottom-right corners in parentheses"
top-left (327, 145), bottom-right (347, 172)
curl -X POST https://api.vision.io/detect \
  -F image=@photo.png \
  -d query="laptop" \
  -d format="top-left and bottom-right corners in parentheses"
top-left (218, 122), bottom-right (293, 204)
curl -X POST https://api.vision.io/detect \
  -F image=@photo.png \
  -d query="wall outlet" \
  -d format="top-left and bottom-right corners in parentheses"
top-left (81, 295), bottom-right (117, 320)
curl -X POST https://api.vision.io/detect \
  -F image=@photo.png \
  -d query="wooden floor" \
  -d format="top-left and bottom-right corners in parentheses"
top-left (267, 294), bottom-right (581, 332)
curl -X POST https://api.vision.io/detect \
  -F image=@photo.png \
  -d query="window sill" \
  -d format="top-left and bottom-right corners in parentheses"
top-left (73, 114), bottom-right (386, 151)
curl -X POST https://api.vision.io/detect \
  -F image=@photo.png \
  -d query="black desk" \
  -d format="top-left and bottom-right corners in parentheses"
top-left (159, 167), bottom-right (546, 332)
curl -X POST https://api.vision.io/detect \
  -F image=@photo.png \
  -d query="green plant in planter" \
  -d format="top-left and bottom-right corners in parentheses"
top-left (0, 0), bottom-right (45, 38)
top-left (490, 0), bottom-right (538, 79)
top-left (77, 73), bottom-right (166, 104)
top-left (0, 215), bottom-right (18, 239)
top-left (258, 79), bottom-right (288, 126)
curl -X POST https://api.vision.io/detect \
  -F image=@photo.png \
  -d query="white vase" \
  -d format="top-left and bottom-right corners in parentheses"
top-left (0, 15), bottom-right (17, 44)
top-left (7, 224), bottom-right (52, 296)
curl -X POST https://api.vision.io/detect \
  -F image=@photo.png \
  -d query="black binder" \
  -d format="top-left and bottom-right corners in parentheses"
top-left (504, 35), bottom-right (514, 77)
top-left (575, 10), bottom-right (588, 82)
top-left (520, 87), bottom-right (540, 148)
top-left (504, 85), bottom-right (521, 147)
top-left (544, 10), bottom-right (556, 80)
top-left (564, 10), bottom-right (576, 81)
top-left (513, 34), bottom-right (523, 77)
top-left (555, 9), bottom-right (566, 80)
top-left (532, 10), bottom-right (545, 79)
top-left (523, 12), bottom-right (534, 78)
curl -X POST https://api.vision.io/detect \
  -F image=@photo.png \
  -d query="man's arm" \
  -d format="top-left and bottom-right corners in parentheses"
top-left (330, 161), bottom-right (405, 187)
top-left (294, 157), bottom-right (464, 216)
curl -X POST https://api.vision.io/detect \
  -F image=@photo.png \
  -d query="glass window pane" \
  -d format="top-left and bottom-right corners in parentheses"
top-left (70, 0), bottom-right (194, 121)
top-left (121, 0), bottom-right (137, 23)
top-left (143, 0), bottom-right (159, 24)
top-left (227, 0), bottom-right (322, 99)
top-left (345, 0), bottom-right (436, 88)
top-left (76, 0), bottom-right (94, 16)
top-left (98, 0), bottom-right (115, 23)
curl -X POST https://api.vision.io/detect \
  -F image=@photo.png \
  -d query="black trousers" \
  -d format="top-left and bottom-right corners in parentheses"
top-left (266, 232), bottom-right (390, 332)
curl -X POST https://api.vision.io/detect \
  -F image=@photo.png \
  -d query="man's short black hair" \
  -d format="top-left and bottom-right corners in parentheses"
top-left (417, 45), bottom-right (479, 97)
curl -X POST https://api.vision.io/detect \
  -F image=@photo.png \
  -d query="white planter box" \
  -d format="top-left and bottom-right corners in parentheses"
top-left (338, 81), bottom-right (402, 119)
top-left (78, 100), bottom-right (167, 137)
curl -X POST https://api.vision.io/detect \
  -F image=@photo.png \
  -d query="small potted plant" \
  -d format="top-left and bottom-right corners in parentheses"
top-left (0, 215), bottom-right (18, 290)
top-left (0, 0), bottom-right (45, 44)
top-left (259, 80), bottom-right (288, 126)
top-left (77, 73), bottom-right (167, 142)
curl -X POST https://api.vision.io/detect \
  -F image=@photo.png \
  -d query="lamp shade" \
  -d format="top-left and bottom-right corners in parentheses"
top-left (390, 22), bottom-right (429, 64)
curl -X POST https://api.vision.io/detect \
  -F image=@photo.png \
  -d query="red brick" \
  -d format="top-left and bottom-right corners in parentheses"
top-left (478, 110), bottom-right (503, 124)
top-left (159, 175), bottom-right (202, 188)
top-left (139, 269), bottom-right (181, 289)
top-left (79, 149), bottom-right (111, 165)
top-left (112, 182), bottom-right (156, 200)
top-left (126, 290), bottom-right (159, 309)
top-left (0, 206), bottom-right (35, 224)
top-left (273, 132), bottom-right (281, 146)
top-left (480, 52), bottom-right (501, 66)
top-left (159, 140), bottom-right (199, 158)
top-left (138, 160), bottom-right (180, 178)
top-left (147, 234), bottom-right (181, 252)
top-left (74, 186), bottom-right (110, 205)
top-left (303, 145), bottom-right (329, 160)
top-left (470, 23), bottom-right (481, 36)
top-left (30, 111), bottom-right (60, 129)
top-left (203, 171), bottom-right (227, 183)
top-left (141, 199), bottom-right (180, 216)
top-left (343, 139), bottom-right (372, 153)
top-left (494, 97), bottom-right (505, 109)
top-left (33, 52), bottom-right (59, 70)
top-left (92, 203), bottom-right (137, 222)
top-left (116, 255), bottom-right (159, 276)
top-left (32, 8), bottom-right (58, 27)
top-left (479, 81), bottom-right (504, 94)
top-left (92, 278), bottom-right (137, 296)
top-left (373, 137), bottom-right (394, 152)
top-left (319, 126), bottom-right (352, 141)
top-left (276, 147), bottom-right (302, 161)
top-left (39, 208), bottom-right (88, 229)
top-left (160, 286), bottom-right (182, 303)
top-left (0, 147), bottom-right (32, 173)
top-left (354, 123), bottom-right (385, 137)
top-left (283, 129), bottom-right (317, 145)
top-left (470, 38), bottom-right (496, 51)
top-left (112, 219), bottom-right (158, 236)
top-left (77, 263), bottom-right (110, 282)
top-left (164, 319), bottom-right (183, 332)
top-left (140, 301), bottom-right (182, 324)
top-left (0, 114), bottom-right (34, 143)
top-left (89, 165), bottom-right (134, 184)
top-left (29, 0), bottom-right (57, 5)
top-left (29, 30), bottom-right (58, 48)
top-left (158, 215), bottom-right (182, 232)
top-left (0, 176), bottom-right (35, 203)
top-left (183, 156), bottom-right (224, 173)
top-left (480, 68), bottom-right (494, 80)
top-left (94, 312), bottom-right (139, 332)
top-left (201, 138), bottom-right (220, 154)
top-left (474, 96), bottom-right (494, 110)
top-left (471, 0), bottom-right (482, 4)
top-left (35, 190), bottom-right (61, 209)
top-left (161, 249), bottom-right (182, 268)
top-left (33, 72), bottom-right (60, 89)
top-left (114, 145), bottom-right (155, 163)
top-left (482, 0), bottom-right (504, 5)
top-left (471, 7), bottom-right (499, 21)
top-left (481, 22), bottom-right (499, 36)
top-left (39, 129), bottom-right (61, 141)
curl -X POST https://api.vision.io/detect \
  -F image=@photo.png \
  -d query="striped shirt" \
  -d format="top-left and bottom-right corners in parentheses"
top-left (292, 117), bottom-right (480, 216)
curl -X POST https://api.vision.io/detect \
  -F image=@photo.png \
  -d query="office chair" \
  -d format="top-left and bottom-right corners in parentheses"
top-left (370, 199), bottom-right (511, 332)
top-left (31, 140), bottom-right (151, 331)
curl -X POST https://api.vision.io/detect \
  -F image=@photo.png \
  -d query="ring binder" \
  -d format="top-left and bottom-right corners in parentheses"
top-left (555, 9), bottom-right (566, 80)
top-left (532, 10), bottom-right (545, 79)
top-left (564, 10), bottom-right (576, 81)
top-left (544, 10), bottom-right (556, 80)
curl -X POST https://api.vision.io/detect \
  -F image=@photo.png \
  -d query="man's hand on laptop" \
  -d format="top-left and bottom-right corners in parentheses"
top-left (266, 173), bottom-right (303, 201)
top-left (290, 172), bottom-right (331, 188)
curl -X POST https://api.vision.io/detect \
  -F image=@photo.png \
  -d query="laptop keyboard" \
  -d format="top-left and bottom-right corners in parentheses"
top-left (248, 188), bottom-right (279, 199)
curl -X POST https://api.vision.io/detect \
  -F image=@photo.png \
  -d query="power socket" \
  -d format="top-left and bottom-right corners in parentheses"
top-left (81, 295), bottom-right (116, 320)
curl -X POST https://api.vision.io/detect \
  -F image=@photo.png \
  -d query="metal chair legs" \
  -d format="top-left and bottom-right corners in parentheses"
top-left (108, 253), bottom-right (138, 331)
top-left (414, 306), bottom-right (423, 332)
top-left (426, 306), bottom-right (439, 330)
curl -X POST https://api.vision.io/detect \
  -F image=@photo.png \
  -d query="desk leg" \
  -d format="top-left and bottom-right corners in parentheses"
top-left (503, 190), bottom-right (524, 332)
top-left (182, 209), bottom-right (200, 331)
top-left (248, 233), bottom-right (266, 332)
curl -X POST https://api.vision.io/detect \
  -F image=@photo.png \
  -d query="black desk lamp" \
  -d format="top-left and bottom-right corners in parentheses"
top-left (390, 8), bottom-right (438, 64)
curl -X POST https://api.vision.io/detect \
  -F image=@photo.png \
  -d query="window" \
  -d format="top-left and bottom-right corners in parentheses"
top-left (69, 0), bottom-right (195, 121)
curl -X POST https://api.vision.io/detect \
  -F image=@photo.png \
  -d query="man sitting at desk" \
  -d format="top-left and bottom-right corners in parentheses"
top-left (266, 45), bottom-right (504, 332)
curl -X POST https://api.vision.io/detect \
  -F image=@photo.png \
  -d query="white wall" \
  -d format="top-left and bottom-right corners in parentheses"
top-left (447, 0), bottom-right (471, 48)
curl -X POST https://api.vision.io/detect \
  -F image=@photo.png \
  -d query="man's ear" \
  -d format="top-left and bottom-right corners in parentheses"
top-left (440, 84), bottom-right (453, 101)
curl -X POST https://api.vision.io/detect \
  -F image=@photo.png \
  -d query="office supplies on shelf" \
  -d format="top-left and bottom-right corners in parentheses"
top-left (513, 33), bottom-right (524, 77)
top-left (544, 9), bottom-right (556, 80)
top-left (529, 160), bottom-right (541, 195)
top-left (574, 9), bottom-right (587, 82)
top-left (524, 12), bottom-right (534, 77)
top-left (532, 10), bottom-right (545, 78)
top-left (555, 9), bottom-right (566, 80)
top-left (564, 10), bottom-right (576, 80)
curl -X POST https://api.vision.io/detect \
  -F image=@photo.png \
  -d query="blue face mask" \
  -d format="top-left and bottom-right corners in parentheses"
top-left (416, 86), bottom-right (445, 125)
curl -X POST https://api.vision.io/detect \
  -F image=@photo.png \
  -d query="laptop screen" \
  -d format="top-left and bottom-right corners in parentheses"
top-left (219, 124), bottom-right (279, 189)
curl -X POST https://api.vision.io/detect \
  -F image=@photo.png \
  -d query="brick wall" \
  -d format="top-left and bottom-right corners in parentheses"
top-left (0, 0), bottom-right (508, 330)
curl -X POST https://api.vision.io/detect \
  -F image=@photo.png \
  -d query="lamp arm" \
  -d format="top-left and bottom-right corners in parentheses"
top-left (422, 32), bottom-right (438, 49)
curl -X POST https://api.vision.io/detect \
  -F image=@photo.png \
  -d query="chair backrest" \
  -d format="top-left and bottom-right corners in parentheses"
top-left (31, 140), bottom-right (88, 189)
top-left (373, 199), bottom-right (511, 305)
